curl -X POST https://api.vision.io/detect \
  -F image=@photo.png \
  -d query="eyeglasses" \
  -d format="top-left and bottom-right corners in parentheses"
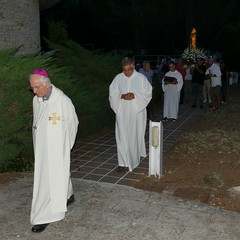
top-left (30, 83), bottom-right (46, 91)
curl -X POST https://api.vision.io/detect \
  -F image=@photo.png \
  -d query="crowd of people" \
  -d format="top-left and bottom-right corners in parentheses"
top-left (28, 56), bottom-right (229, 233)
top-left (139, 56), bottom-right (228, 120)
top-left (108, 56), bottom-right (229, 175)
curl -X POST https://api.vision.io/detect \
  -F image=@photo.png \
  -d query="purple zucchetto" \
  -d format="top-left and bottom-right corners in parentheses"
top-left (32, 69), bottom-right (49, 77)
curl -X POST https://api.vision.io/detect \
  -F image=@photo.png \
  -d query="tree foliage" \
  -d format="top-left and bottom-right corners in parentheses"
top-left (48, 20), bottom-right (68, 43)
top-left (0, 42), bottom-right (121, 172)
top-left (0, 49), bottom-right (51, 172)
top-left (41, 0), bottom-right (240, 69)
top-left (46, 40), bottom-right (121, 135)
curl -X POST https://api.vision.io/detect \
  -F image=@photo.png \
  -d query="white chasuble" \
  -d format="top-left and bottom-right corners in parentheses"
top-left (31, 85), bottom-right (79, 225)
top-left (162, 70), bottom-right (183, 119)
top-left (109, 70), bottom-right (152, 171)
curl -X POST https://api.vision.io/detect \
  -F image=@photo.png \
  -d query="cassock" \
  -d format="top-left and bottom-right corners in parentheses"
top-left (31, 85), bottom-right (79, 225)
top-left (109, 70), bottom-right (152, 171)
top-left (162, 70), bottom-right (183, 119)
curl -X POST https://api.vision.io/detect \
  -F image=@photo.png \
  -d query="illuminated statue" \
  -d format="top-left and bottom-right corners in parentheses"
top-left (190, 27), bottom-right (196, 49)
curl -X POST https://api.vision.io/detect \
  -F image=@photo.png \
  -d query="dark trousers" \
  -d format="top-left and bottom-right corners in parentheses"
top-left (179, 84), bottom-right (185, 104)
top-left (192, 82), bottom-right (203, 106)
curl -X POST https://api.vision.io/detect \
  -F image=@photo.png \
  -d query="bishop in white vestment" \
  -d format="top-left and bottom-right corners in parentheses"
top-left (29, 69), bottom-right (79, 232)
top-left (109, 58), bottom-right (152, 172)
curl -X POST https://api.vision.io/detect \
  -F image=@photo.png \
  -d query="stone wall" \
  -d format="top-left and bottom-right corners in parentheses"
top-left (0, 0), bottom-right (40, 55)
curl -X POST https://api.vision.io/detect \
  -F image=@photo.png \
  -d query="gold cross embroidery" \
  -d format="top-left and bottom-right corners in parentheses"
top-left (49, 112), bottom-right (60, 124)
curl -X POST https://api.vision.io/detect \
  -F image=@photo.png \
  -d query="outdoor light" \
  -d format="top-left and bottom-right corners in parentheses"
top-left (152, 126), bottom-right (159, 148)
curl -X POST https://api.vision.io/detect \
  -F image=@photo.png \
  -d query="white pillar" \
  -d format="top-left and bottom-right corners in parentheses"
top-left (149, 121), bottom-right (163, 178)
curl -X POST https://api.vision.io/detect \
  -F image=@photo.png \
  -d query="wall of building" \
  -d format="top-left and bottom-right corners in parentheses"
top-left (0, 0), bottom-right (40, 55)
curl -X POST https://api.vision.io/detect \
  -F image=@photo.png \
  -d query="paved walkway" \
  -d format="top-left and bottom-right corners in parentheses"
top-left (1, 174), bottom-right (240, 240)
top-left (1, 86), bottom-right (240, 239)
top-left (70, 100), bottom-right (201, 187)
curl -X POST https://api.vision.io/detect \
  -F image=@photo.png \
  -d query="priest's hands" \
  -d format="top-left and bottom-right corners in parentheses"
top-left (164, 78), bottom-right (177, 85)
top-left (121, 92), bottom-right (135, 100)
top-left (170, 79), bottom-right (177, 85)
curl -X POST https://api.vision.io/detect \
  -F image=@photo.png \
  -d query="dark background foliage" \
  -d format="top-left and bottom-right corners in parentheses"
top-left (40, 0), bottom-right (240, 70)
top-left (0, 49), bottom-right (48, 172)
top-left (2, 0), bottom-right (240, 172)
top-left (0, 44), bottom-right (121, 172)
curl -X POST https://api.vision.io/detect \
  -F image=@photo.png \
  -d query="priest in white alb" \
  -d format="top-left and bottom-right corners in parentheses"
top-left (162, 61), bottom-right (183, 121)
top-left (29, 69), bottom-right (79, 233)
top-left (109, 57), bottom-right (152, 172)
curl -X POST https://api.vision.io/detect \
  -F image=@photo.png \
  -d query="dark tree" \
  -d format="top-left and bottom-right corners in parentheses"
top-left (40, 0), bottom-right (240, 69)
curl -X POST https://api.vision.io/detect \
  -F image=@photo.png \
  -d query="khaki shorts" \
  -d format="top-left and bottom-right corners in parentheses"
top-left (211, 85), bottom-right (221, 97)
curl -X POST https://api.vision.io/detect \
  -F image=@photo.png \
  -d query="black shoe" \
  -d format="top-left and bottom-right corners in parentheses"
top-left (67, 194), bottom-right (75, 207)
top-left (115, 166), bottom-right (127, 173)
top-left (215, 106), bottom-right (221, 111)
top-left (162, 117), bottom-right (168, 122)
top-left (200, 105), bottom-right (203, 109)
top-left (191, 104), bottom-right (196, 108)
top-left (32, 224), bottom-right (49, 233)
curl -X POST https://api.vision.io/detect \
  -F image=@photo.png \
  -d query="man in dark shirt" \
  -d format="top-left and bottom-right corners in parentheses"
top-left (160, 58), bottom-right (171, 78)
top-left (175, 58), bottom-right (185, 105)
top-left (191, 58), bottom-right (206, 108)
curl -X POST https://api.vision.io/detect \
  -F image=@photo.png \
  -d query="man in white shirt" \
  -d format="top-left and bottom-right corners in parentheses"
top-left (206, 57), bottom-right (222, 110)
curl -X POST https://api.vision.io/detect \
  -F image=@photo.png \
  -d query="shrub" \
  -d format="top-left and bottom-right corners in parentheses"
top-left (0, 43), bottom-right (121, 172)
top-left (0, 48), bottom-right (75, 172)
top-left (0, 49), bottom-right (41, 171)
top-left (47, 40), bottom-right (122, 135)
top-left (48, 21), bottom-right (68, 44)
